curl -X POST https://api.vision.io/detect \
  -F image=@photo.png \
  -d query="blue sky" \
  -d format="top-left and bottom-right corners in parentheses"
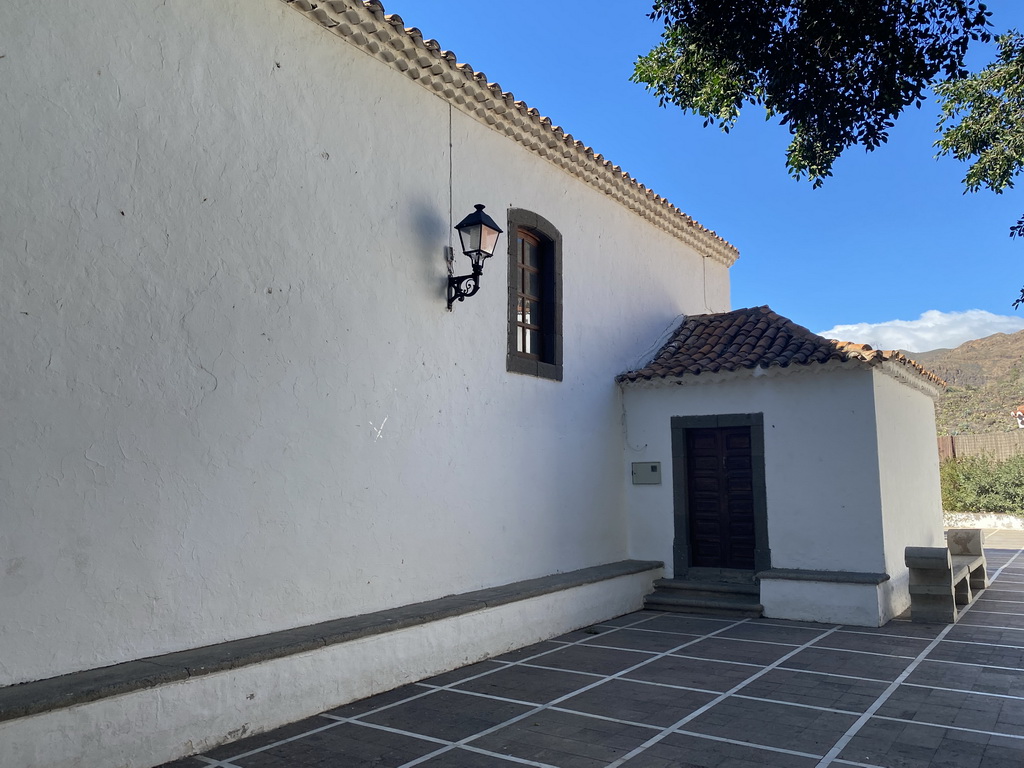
top-left (380, 0), bottom-right (1024, 352)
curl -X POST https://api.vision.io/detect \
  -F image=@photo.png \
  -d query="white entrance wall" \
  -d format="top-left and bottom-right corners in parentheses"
top-left (1, 0), bottom-right (731, 687)
top-left (622, 363), bottom-right (944, 625)
top-left (758, 579), bottom-right (892, 627)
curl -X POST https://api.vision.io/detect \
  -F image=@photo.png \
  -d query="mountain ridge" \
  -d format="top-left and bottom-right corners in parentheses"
top-left (900, 329), bottom-right (1024, 435)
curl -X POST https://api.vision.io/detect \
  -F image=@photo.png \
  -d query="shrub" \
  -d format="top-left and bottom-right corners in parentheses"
top-left (940, 454), bottom-right (1024, 515)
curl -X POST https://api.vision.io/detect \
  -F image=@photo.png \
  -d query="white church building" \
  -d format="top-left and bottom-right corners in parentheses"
top-left (0, 2), bottom-right (945, 766)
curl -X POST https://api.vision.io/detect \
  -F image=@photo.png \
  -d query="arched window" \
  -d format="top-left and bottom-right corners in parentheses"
top-left (506, 209), bottom-right (562, 381)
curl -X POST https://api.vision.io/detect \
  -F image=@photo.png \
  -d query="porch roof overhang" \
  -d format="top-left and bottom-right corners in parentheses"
top-left (617, 306), bottom-right (946, 398)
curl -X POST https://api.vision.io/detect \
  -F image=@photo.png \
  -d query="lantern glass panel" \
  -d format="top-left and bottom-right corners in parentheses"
top-left (458, 225), bottom-right (480, 257)
top-left (479, 225), bottom-right (501, 257)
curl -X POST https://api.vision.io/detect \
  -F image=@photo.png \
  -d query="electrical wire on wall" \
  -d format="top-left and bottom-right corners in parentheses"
top-left (629, 313), bottom-right (685, 372)
top-left (621, 395), bottom-right (649, 454)
top-left (446, 103), bottom-right (455, 278)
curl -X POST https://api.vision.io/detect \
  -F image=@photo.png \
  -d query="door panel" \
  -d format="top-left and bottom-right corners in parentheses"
top-left (686, 426), bottom-right (756, 570)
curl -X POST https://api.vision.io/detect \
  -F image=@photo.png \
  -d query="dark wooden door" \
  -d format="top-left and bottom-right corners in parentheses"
top-left (686, 426), bottom-right (756, 570)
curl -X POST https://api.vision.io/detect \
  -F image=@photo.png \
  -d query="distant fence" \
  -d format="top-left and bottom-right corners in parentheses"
top-left (938, 432), bottom-right (1024, 461)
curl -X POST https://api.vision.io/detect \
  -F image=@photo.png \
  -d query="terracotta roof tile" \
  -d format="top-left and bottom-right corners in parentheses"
top-left (617, 306), bottom-right (946, 388)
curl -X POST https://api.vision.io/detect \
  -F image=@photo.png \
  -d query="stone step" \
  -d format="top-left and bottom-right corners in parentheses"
top-left (652, 578), bottom-right (759, 596)
top-left (644, 590), bottom-right (764, 618)
top-left (684, 567), bottom-right (759, 585)
top-left (644, 578), bottom-right (763, 618)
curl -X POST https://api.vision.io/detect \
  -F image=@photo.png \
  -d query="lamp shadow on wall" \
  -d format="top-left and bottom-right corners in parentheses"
top-left (408, 201), bottom-right (449, 302)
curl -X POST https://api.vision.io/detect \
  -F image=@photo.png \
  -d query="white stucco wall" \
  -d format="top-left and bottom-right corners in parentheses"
top-left (0, 1), bottom-right (729, 685)
top-left (623, 366), bottom-right (886, 576)
top-left (872, 368), bottom-right (945, 618)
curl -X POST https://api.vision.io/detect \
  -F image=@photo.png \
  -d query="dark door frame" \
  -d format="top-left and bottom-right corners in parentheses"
top-left (670, 413), bottom-right (771, 577)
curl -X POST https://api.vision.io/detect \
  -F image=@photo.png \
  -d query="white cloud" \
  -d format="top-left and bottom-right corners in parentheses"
top-left (817, 309), bottom-right (1024, 353)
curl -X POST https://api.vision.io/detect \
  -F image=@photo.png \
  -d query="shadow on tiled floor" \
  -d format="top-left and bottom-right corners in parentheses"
top-left (163, 533), bottom-right (1024, 767)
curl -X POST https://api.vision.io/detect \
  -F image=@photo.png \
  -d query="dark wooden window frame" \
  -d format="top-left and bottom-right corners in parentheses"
top-left (670, 413), bottom-right (771, 576)
top-left (506, 209), bottom-right (562, 381)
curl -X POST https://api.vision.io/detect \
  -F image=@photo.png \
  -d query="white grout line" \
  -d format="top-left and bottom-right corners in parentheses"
top-left (455, 744), bottom-right (561, 767)
top-left (824, 627), bottom-right (937, 642)
top-left (532, 644), bottom-right (663, 659)
top-left (581, 633), bottom-right (810, 653)
top-left (592, 615), bottom-right (666, 630)
top-left (873, 715), bottom-right (1024, 740)
top-left (579, 639), bottom-right (702, 654)
top-left (673, 728), bottom-right (826, 760)
top-left (730, 693), bottom-right (861, 715)
top-left (514, 663), bottom-right (623, 678)
top-left (902, 681), bottom-right (1024, 701)
top-left (813, 546), bottom-right (1024, 767)
top-left (755, 618), bottom-right (835, 630)
top-left (962, 608), bottom-right (1024, 617)
top-left (805, 644), bottom-right (917, 660)
top-left (665, 653), bottom-right (767, 669)
top-left (972, 597), bottom-right (1024, 604)
top-left (918, 657), bottom-right (1024, 673)
top-left (329, 719), bottom-right (453, 746)
top-left (830, 758), bottom-right (891, 768)
top-left (407, 685), bottom-right (539, 708)
top-left (193, 758), bottom-right (242, 768)
top-left (954, 620), bottom-right (1024, 631)
top-left (605, 675), bottom-right (722, 696)
top-left (941, 637), bottom-right (1024, 649)
top-left (770, 666), bottom-right (893, 684)
top-left (545, 706), bottom-right (664, 732)
top-left (689, 635), bottom-right (811, 649)
top-left (604, 624), bottom-right (845, 768)
top-left (593, 625), bottom-right (724, 638)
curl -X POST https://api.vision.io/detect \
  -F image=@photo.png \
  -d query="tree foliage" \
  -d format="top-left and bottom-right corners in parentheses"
top-left (632, 1), bottom-right (992, 186)
top-left (934, 31), bottom-right (1024, 250)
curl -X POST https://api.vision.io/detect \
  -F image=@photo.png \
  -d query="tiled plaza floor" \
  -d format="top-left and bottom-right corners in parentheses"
top-left (163, 530), bottom-right (1024, 768)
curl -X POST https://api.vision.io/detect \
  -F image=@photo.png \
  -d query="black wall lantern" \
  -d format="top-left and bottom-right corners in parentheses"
top-left (448, 204), bottom-right (503, 310)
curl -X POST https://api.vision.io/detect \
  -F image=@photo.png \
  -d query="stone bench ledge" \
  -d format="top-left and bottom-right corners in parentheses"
top-left (0, 559), bottom-right (662, 723)
top-left (756, 568), bottom-right (890, 585)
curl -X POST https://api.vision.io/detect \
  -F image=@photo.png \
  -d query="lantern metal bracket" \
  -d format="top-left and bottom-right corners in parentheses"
top-left (447, 263), bottom-right (483, 310)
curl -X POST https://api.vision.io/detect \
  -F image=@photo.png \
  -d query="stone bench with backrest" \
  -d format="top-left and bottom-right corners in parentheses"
top-left (905, 528), bottom-right (989, 623)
